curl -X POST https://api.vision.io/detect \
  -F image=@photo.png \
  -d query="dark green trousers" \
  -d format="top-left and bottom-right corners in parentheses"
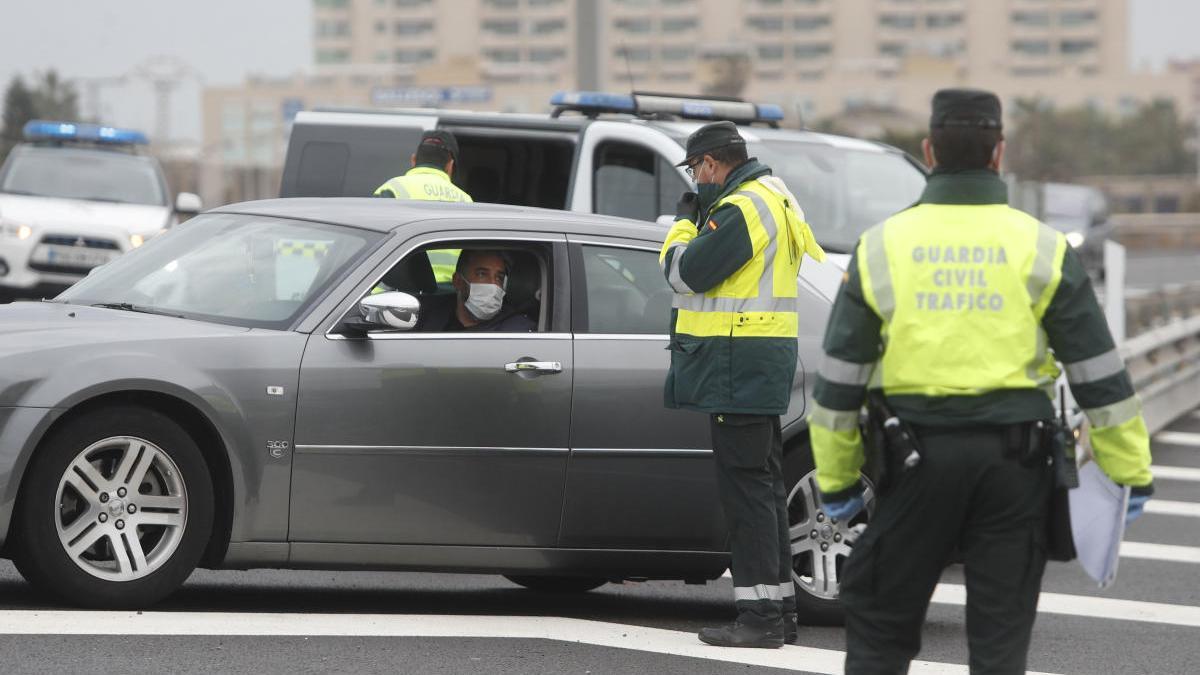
top-left (710, 413), bottom-right (796, 626)
top-left (840, 426), bottom-right (1052, 675)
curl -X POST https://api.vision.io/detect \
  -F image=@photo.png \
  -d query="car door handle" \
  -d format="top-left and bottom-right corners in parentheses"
top-left (504, 361), bottom-right (563, 374)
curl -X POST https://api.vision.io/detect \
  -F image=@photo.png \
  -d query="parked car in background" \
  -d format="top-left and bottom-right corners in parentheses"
top-left (1011, 180), bottom-right (1111, 279)
top-left (0, 121), bottom-right (202, 300)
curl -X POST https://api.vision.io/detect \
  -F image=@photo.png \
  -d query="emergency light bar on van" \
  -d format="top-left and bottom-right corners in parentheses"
top-left (22, 120), bottom-right (149, 146)
top-left (550, 92), bottom-right (785, 127)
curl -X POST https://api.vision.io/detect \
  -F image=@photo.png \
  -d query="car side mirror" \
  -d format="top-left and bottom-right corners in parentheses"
top-left (656, 214), bottom-right (675, 227)
top-left (344, 291), bottom-right (421, 334)
top-left (175, 192), bottom-right (203, 215)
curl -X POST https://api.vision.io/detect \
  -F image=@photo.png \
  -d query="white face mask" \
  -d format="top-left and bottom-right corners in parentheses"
top-left (464, 282), bottom-right (505, 321)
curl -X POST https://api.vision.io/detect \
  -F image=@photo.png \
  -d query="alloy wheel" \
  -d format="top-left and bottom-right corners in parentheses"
top-left (787, 471), bottom-right (875, 600)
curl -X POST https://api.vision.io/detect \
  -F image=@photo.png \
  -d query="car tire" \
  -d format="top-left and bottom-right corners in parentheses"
top-left (504, 575), bottom-right (608, 593)
top-left (783, 438), bottom-right (875, 627)
top-left (12, 405), bottom-right (214, 609)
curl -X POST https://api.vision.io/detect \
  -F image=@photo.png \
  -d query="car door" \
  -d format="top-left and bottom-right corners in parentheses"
top-left (558, 235), bottom-right (727, 551)
top-left (289, 228), bottom-right (572, 547)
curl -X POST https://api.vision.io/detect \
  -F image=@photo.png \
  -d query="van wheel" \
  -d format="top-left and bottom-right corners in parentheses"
top-left (12, 406), bottom-right (213, 609)
top-left (505, 575), bottom-right (607, 593)
top-left (783, 439), bottom-right (875, 626)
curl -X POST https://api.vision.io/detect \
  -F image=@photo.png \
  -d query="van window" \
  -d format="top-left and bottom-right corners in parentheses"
top-left (296, 142), bottom-right (350, 197)
top-left (593, 142), bottom-right (688, 222)
top-left (452, 132), bottom-right (575, 209)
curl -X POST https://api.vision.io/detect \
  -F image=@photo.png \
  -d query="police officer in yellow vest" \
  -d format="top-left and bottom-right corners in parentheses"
top-left (374, 130), bottom-right (473, 203)
top-left (810, 89), bottom-right (1154, 673)
top-left (660, 122), bottom-right (825, 648)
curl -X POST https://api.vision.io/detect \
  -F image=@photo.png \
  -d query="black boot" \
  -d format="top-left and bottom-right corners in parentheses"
top-left (698, 620), bottom-right (784, 649)
top-left (784, 613), bottom-right (798, 644)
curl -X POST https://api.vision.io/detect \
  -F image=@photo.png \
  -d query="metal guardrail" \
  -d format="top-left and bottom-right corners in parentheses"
top-left (1125, 282), bottom-right (1200, 338)
top-left (1123, 311), bottom-right (1200, 434)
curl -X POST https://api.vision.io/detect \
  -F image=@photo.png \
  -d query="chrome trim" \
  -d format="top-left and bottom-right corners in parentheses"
top-left (574, 333), bottom-right (668, 341)
top-left (324, 232), bottom-right (563, 339)
top-left (566, 237), bottom-right (662, 252)
top-left (294, 445), bottom-right (570, 456)
top-left (327, 331), bottom-right (573, 341)
top-left (571, 447), bottom-right (712, 457)
top-left (505, 360), bottom-right (563, 374)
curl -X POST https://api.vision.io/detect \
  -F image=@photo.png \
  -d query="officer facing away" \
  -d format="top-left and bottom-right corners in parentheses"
top-left (809, 89), bottom-right (1154, 673)
top-left (659, 121), bottom-right (825, 648)
top-left (374, 130), bottom-right (473, 202)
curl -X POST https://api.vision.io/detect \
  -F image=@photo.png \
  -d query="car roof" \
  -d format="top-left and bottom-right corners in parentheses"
top-left (211, 198), bottom-right (668, 241)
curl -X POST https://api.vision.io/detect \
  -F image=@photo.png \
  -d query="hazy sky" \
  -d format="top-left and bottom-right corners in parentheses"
top-left (0, 0), bottom-right (1196, 144)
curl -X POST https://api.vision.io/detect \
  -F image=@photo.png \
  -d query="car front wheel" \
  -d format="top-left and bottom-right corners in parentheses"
top-left (784, 442), bottom-right (875, 626)
top-left (12, 405), bottom-right (214, 609)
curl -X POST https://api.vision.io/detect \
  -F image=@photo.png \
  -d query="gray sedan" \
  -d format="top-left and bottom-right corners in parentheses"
top-left (0, 199), bottom-right (870, 620)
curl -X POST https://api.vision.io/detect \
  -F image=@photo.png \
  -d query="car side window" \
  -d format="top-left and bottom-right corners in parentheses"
top-left (581, 245), bottom-right (672, 335)
top-left (370, 241), bottom-right (548, 333)
top-left (593, 142), bottom-right (689, 222)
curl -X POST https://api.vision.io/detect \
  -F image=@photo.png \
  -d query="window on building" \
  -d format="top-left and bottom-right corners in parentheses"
top-left (315, 49), bottom-right (350, 64)
top-left (879, 42), bottom-right (907, 57)
top-left (615, 46), bottom-right (654, 62)
top-left (315, 20), bottom-right (351, 37)
top-left (794, 43), bottom-right (832, 59)
top-left (757, 0), bottom-right (786, 5)
top-left (758, 45), bottom-right (786, 61)
top-left (393, 0), bottom-right (431, 6)
top-left (529, 0), bottom-right (564, 5)
top-left (314, 0), bottom-right (349, 7)
top-left (1012, 40), bottom-right (1051, 56)
top-left (1012, 11), bottom-right (1051, 27)
top-left (1060, 10), bottom-right (1098, 27)
top-left (795, 16), bottom-right (832, 31)
top-left (1061, 40), bottom-right (1097, 56)
top-left (747, 17), bottom-right (786, 32)
top-left (1154, 195), bottom-right (1180, 213)
top-left (926, 12), bottom-right (963, 29)
top-left (394, 21), bottom-right (434, 35)
top-left (375, 20), bottom-right (386, 34)
top-left (530, 48), bottom-right (567, 63)
top-left (483, 0), bottom-right (518, 6)
top-left (879, 14), bottom-right (917, 29)
top-left (662, 17), bottom-right (698, 31)
top-left (660, 0), bottom-right (694, 4)
top-left (394, 48), bottom-right (436, 64)
top-left (482, 19), bottom-right (521, 35)
top-left (661, 46), bottom-right (695, 61)
top-left (374, 51), bottom-right (390, 63)
top-left (615, 18), bottom-right (653, 33)
top-left (485, 48), bottom-right (521, 63)
top-left (532, 19), bottom-right (566, 34)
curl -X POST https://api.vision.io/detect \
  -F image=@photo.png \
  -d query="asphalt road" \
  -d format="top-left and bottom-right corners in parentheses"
top-left (0, 411), bottom-right (1197, 674)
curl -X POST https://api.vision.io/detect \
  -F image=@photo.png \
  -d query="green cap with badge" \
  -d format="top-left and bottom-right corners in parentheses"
top-left (930, 88), bottom-right (1003, 131)
top-left (676, 121), bottom-right (746, 166)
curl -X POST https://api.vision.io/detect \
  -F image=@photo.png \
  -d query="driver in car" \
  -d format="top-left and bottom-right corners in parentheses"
top-left (442, 249), bottom-right (536, 332)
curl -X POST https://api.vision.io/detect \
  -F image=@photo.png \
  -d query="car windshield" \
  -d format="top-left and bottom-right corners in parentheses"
top-left (746, 140), bottom-right (927, 253)
top-left (58, 213), bottom-right (383, 329)
top-left (0, 148), bottom-right (167, 206)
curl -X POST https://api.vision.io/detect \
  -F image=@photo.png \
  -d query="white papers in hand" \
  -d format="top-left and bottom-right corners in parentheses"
top-left (1068, 461), bottom-right (1130, 589)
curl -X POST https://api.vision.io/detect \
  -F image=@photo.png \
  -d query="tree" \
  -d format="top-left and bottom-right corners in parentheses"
top-left (0, 70), bottom-right (80, 163)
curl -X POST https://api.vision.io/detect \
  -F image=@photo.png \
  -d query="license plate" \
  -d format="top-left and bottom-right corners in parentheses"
top-left (31, 244), bottom-right (118, 269)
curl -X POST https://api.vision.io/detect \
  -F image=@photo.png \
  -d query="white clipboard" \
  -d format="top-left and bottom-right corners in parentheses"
top-left (1068, 460), bottom-right (1131, 589)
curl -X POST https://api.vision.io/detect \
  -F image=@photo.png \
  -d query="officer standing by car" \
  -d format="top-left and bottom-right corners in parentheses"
top-left (659, 121), bottom-right (825, 648)
top-left (808, 89), bottom-right (1154, 673)
top-left (373, 130), bottom-right (472, 202)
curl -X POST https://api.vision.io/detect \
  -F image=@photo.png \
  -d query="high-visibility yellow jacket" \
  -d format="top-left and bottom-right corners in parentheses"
top-left (374, 167), bottom-right (473, 203)
top-left (659, 159), bottom-right (824, 415)
top-left (809, 169), bottom-right (1152, 499)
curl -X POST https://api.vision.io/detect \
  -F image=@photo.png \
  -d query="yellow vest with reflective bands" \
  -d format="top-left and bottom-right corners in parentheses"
top-left (858, 203), bottom-right (1066, 397)
top-left (373, 167), bottom-right (473, 203)
top-left (672, 178), bottom-right (824, 339)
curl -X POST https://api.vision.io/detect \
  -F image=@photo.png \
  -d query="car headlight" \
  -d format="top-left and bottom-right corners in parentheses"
top-left (0, 223), bottom-right (32, 240)
top-left (130, 234), bottom-right (145, 248)
top-left (1066, 231), bottom-right (1085, 248)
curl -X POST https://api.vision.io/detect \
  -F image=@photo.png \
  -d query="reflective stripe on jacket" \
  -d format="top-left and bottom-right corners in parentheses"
top-left (373, 167), bottom-right (473, 203)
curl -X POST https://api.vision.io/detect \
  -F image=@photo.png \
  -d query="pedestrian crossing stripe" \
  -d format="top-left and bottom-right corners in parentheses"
top-left (277, 241), bottom-right (331, 258)
top-left (1155, 431), bottom-right (1200, 447)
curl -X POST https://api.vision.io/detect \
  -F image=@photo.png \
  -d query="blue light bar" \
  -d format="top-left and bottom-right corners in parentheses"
top-left (23, 120), bottom-right (149, 146)
top-left (755, 104), bottom-right (785, 122)
top-left (550, 91), bottom-right (637, 113)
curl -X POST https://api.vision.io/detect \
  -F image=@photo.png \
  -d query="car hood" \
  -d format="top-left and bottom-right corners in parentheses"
top-left (0, 193), bottom-right (170, 239)
top-left (0, 301), bottom-right (248, 353)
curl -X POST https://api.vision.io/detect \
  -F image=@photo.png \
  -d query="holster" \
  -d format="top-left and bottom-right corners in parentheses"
top-left (865, 392), bottom-right (923, 496)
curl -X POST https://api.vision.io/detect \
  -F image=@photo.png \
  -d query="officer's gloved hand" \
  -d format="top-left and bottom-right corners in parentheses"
top-left (822, 493), bottom-right (865, 522)
top-left (1126, 494), bottom-right (1151, 525)
top-left (676, 191), bottom-right (699, 224)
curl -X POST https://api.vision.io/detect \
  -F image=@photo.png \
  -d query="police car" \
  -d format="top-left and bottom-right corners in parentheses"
top-left (0, 121), bottom-right (202, 299)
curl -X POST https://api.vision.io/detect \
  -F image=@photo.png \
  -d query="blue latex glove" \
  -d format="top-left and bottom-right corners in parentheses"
top-left (822, 494), bottom-right (865, 522)
top-left (1126, 494), bottom-right (1150, 526)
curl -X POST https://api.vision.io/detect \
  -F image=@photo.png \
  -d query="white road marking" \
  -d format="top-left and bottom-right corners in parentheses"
top-left (1153, 465), bottom-right (1200, 482)
top-left (933, 584), bottom-right (1200, 628)
top-left (0, 610), bottom-right (1056, 675)
top-left (1155, 431), bottom-right (1200, 447)
top-left (1121, 541), bottom-right (1200, 564)
top-left (1144, 500), bottom-right (1200, 518)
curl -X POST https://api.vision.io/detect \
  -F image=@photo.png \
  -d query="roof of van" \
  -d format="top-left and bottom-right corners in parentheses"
top-left (302, 107), bottom-right (898, 155)
top-left (211, 197), bottom-right (668, 240)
